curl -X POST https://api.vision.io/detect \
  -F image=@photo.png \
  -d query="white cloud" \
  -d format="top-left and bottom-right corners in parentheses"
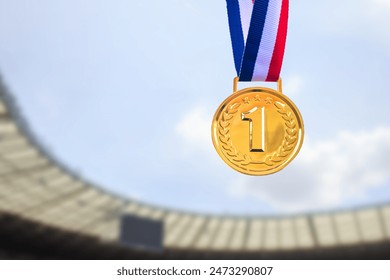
top-left (283, 75), bottom-right (304, 97)
top-left (372, 0), bottom-right (390, 10)
top-left (301, 0), bottom-right (390, 47)
top-left (175, 106), bottom-right (212, 152)
top-left (230, 126), bottom-right (390, 213)
top-left (368, 0), bottom-right (390, 30)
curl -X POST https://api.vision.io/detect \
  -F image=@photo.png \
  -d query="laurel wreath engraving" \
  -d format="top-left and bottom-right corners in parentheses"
top-left (218, 101), bottom-right (297, 167)
top-left (218, 103), bottom-right (252, 166)
top-left (263, 102), bottom-right (298, 166)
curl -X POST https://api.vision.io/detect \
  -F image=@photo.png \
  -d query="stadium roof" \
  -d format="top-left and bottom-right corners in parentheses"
top-left (1, 80), bottom-right (390, 254)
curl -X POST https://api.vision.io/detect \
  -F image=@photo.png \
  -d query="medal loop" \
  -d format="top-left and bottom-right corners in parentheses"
top-left (233, 77), bottom-right (283, 93)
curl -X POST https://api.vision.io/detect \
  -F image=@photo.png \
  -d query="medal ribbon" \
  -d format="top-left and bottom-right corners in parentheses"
top-left (226, 0), bottom-right (289, 82)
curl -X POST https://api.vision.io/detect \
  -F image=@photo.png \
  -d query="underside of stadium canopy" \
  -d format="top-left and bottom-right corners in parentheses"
top-left (1, 78), bottom-right (390, 260)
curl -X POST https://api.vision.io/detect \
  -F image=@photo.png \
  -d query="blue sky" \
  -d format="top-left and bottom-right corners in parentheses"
top-left (0, 0), bottom-right (390, 215)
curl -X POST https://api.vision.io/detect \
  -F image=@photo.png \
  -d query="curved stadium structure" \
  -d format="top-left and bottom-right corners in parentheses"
top-left (0, 79), bottom-right (390, 260)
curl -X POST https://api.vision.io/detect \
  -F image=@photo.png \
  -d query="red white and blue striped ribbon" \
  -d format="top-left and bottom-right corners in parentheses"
top-left (226, 0), bottom-right (289, 82)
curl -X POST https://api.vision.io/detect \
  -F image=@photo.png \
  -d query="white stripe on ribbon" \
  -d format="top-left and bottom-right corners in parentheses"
top-left (252, 0), bottom-right (283, 81)
top-left (238, 0), bottom-right (254, 43)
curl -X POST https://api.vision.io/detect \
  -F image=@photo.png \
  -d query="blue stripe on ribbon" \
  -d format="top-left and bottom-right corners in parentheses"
top-left (239, 0), bottom-right (270, 81)
top-left (226, 0), bottom-right (245, 76)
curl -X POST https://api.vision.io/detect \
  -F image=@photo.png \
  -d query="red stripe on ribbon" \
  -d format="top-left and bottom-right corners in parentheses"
top-left (266, 0), bottom-right (288, 82)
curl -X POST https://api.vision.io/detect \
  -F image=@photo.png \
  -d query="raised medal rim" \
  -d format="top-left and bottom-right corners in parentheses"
top-left (211, 87), bottom-right (304, 176)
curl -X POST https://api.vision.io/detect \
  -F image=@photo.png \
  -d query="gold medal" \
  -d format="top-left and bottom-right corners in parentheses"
top-left (212, 78), bottom-right (304, 175)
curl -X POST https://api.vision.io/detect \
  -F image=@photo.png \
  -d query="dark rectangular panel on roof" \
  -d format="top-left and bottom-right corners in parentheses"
top-left (120, 214), bottom-right (163, 252)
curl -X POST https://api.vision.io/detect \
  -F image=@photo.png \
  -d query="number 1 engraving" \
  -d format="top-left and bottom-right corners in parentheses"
top-left (242, 106), bottom-right (266, 152)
